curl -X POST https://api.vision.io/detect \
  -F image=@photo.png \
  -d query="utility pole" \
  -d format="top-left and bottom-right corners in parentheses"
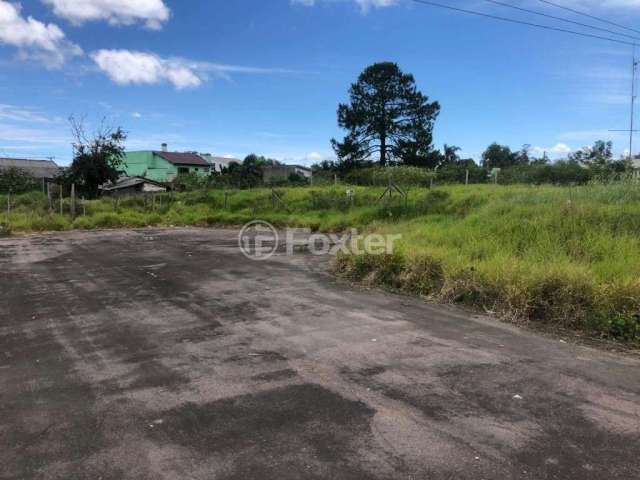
top-left (609, 44), bottom-right (639, 161)
top-left (630, 44), bottom-right (637, 161)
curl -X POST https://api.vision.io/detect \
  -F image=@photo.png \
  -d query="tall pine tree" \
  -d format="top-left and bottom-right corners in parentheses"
top-left (332, 62), bottom-right (440, 167)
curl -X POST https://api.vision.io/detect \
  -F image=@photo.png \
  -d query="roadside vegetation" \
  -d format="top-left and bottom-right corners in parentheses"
top-left (1, 181), bottom-right (639, 344)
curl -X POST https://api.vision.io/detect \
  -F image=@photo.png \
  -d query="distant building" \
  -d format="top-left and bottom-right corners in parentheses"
top-left (121, 144), bottom-right (211, 182)
top-left (200, 154), bottom-right (241, 173)
top-left (632, 156), bottom-right (640, 179)
top-left (0, 158), bottom-right (61, 179)
top-left (100, 176), bottom-right (167, 197)
top-left (263, 165), bottom-right (312, 183)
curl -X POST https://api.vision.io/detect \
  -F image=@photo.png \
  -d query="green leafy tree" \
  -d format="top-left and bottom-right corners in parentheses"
top-left (516, 144), bottom-right (533, 165)
top-left (437, 158), bottom-right (487, 184)
top-left (0, 167), bottom-right (38, 194)
top-left (569, 140), bottom-right (613, 165)
top-left (311, 158), bottom-right (375, 181)
top-left (531, 152), bottom-right (550, 166)
top-left (569, 140), bottom-right (628, 177)
top-left (481, 143), bottom-right (518, 169)
top-left (332, 62), bottom-right (440, 167)
top-left (220, 154), bottom-right (282, 188)
top-left (64, 117), bottom-right (127, 199)
top-left (441, 144), bottom-right (462, 165)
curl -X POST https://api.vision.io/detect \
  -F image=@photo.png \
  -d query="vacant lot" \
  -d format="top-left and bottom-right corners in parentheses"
top-left (3, 183), bottom-right (640, 340)
top-left (1, 228), bottom-right (639, 479)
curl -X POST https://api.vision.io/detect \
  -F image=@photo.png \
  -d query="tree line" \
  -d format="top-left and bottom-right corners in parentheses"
top-left (2, 61), bottom-right (636, 196)
top-left (312, 61), bottom-right (634, 185)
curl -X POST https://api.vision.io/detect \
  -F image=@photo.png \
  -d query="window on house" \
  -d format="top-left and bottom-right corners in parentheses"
top-left (178, 167), bottom-right (189, 175)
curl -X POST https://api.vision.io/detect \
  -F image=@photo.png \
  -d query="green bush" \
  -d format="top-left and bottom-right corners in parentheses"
top-left (0, 168), bottom-right (39, 194)
top-left (344, 166), bottom-right (435, 187)
top-left (436, 163), bottom-right (488, 184)
top-left (606, 314), bottom-right (640, 342)
top-left (335, 252), bottom-right (405, 287)
top-left (528, 272), bottom-right (595, 327)
top-left (0, 221), bottom-right (11, 236)
top-left (398, 255), bottom-right (445, 295)
top-left (500, 161), bottom-right (593, 185)
top-left (28, 215), bottom-right (70, 231)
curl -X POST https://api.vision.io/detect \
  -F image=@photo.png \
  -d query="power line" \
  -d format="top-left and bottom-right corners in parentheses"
top-left (0, 150), bottom-right (57, 160)
top-left (536, 0), bottom-right (640, 36)
top-left (409, 0), bottom-right (636, 46)
top-left (484, 0), bottom-right (640, 42)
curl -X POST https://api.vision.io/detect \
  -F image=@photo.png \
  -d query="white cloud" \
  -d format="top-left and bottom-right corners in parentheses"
top-left (305, 151), bottom-right (324, 161)
top-left (43, 0), bottom-right (170, 29)
top-left (91, 49), bottom-right (203, 89)
top-left (0, 0), bottom-right (81, 67)
top-left (91, 49), bottom-right (299, 90)
top-left (131, 112), bottom-right (142, 118)
top-left (355, 0), bottom-right (397, 10)
top-left (291, 0), bottom-right (397, 12)
top-left (0, 104), bottom-right (56, 123)
top-left (531, 143), bottom-right (573, 155)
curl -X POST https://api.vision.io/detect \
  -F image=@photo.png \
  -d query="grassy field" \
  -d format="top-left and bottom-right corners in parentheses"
top-left (2, 183), bottom-right (639, 342)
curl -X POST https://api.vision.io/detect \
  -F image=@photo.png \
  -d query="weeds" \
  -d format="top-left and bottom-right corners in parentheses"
top-left (2, 183), bottom-right (639, 342)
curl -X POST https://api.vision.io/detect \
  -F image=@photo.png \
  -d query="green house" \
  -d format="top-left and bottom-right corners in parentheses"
top-left (121, 147), bottom-right (211, 183)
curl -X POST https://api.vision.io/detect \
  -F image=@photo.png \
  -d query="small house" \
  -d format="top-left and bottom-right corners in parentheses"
top-left (0, 158), bottom-right (61, 179)
top-left (200, 154), bottom-right (241, 173)
top-left (100, 176), bottom-right (167, 197)
top-left (263, 165), bottom-right (313, 183)
top-left (121, 144), bottom-right (211, 182)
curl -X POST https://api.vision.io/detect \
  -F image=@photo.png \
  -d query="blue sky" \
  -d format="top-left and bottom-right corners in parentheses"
top-left (1, 0), bottom-right (640, 166)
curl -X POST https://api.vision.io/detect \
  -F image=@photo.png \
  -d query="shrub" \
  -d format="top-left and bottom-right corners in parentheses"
top-left (439, 268), bottom-right (492, 307)
top-left (0, 168), bottom-right (39, 194)
top-left (436, 163), bottom-right (488, 184)
top-left (0, 221), bottom-right (11, 236)
top-left (398, 255), bottom-right (445, 296)
top-left (334, 252), bottom-right (405, 287)
top-left (606, 314), bottom-right (640, 342)
top-left (528, 273), bottom-right (595, 327)
top-left (498, 161), bottom-right (593, 186)
top-left (29, 215), bottom-right (70, 231)
top-left (345, 166), bottom-right (435, 187)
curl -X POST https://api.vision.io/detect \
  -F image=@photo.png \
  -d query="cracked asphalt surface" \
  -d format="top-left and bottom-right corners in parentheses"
top-left (1, 228), bottom-right (639, 479)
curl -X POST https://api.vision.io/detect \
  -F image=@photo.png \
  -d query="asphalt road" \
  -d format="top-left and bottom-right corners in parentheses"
top-left (1, 228), bottom-right (639, 479)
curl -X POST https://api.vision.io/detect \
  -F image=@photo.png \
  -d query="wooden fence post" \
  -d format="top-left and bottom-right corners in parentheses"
top-left (47, 182), bottom-right (52, 212)
top-left (70, 183), bottom-right (76, 217)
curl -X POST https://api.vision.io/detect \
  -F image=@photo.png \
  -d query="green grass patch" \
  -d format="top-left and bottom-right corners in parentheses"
top-left (2, 184), bottom-right (639, 342)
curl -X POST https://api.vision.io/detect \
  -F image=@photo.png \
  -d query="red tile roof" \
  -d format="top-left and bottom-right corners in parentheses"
top-left (154, 151), bottom-right (209, 166)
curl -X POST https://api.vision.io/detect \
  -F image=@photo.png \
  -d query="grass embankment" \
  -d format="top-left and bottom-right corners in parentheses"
top-left (1, 184), bottom-right (639, 342)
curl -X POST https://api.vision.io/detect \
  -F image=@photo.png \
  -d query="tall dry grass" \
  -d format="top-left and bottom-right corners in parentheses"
top-left (1, 183), bottom-right (639, 340)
